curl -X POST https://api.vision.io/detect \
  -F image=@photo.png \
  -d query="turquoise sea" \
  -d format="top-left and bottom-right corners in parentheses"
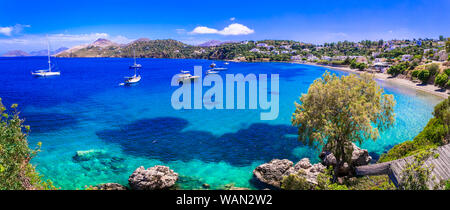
top-left (0, 57), bottom-right (443, 189)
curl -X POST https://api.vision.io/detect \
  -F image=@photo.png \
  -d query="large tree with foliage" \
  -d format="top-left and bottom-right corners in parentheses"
top-left (0, 98), bottom-right (54, 190)
top-left (292, 72), bottom-right (395, 170)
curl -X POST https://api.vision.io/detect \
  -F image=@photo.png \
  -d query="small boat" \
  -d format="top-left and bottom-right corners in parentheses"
top-left (210, 62), bottom-right (216, 68)
top-left (122, 59), bottom-right (141, 85)
top-left (224, 62), bottom-right (229, 65)
top-left (206, 69), bottom-right (219, 75)
top-left (124, 74), bottom-right (141, 84)
top-left (177, 70), bottom-right (199, 81)
top-left (213, 67), bottom-right (227, 71)
top-left (129, 48), bottom-right (142, 69)
top-left (32, 37), bottom-right (60, 77)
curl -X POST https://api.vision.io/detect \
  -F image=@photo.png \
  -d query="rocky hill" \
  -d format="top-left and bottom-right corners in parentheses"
top-left (2, 50), bottom-right (30, 57)
top-left (29, 47), bottom-right (69, 56)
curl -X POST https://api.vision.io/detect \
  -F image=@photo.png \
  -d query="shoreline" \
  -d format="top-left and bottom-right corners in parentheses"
top-left (298, 62), bottom-right (449, 99)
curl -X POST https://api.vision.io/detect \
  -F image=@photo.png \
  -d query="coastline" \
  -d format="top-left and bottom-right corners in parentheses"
top-left (299, 62), bottom-right (449, 99)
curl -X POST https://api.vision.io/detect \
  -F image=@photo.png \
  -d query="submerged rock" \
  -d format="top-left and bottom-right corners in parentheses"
top-left (253, 158), bottom-right (325, 188)
top-left (73, 149), bottom-right (107, 162)
top-left (202, 183), bottom-right (210, 189)
top-left (96, 183), bottom-right (128, 190)
top-left (128, 165), bottom-right (179, 190)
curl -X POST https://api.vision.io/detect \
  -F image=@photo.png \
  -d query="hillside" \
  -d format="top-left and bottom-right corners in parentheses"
top-left (29, 47), bottom-right (69, 56)
top-left (2, 50), bottom-right (30, 57)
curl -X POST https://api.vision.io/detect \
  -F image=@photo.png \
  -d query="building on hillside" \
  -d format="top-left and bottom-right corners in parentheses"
top-left (332, 56), bottom-right (347, 61)
top-left (250, 48), bottom-right (260, 53)
top-left (322, 56), bottom-right (332, 61)
top-left (257, 43), bottom-right (268, 47)
top-left (401, 54), bottom-right (413, 61)
top-left (291, 55), bottom-right (303, 61)
top-left (306, 54), bottom-right (318, 61)
top-left (438, 50), bottom-right (449, 61)
top-left (373, 62), bottom-right (390, 73)
top-left (280, 45), bottom-right (291, 50)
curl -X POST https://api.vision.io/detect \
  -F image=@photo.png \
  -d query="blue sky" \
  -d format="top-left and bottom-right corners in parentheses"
top-left (1, 0), bottom-right (450, 53)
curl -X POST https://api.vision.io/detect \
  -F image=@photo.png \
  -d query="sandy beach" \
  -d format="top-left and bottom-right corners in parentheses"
top-left (300, 62), bottom-right (450, 99)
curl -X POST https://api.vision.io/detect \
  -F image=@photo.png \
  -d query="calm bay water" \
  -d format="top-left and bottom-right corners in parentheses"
top-left (0, 57), bottom-right (442, 189)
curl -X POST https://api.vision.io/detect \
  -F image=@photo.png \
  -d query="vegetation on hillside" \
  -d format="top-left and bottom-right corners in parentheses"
top-left (379, 96), bottom-right (449, 162)
top-left (0, 98), bottom-right (54, 190)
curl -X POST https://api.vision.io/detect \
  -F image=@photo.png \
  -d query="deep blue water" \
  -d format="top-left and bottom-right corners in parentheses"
top-left (0, 57), bottom-right (442, 189)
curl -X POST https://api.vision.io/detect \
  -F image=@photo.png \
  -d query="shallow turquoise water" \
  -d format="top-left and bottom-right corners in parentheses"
top-left (0, 57), bottom-right (442, 189)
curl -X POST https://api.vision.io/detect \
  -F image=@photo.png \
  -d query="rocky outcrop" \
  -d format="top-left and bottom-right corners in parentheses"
top-left (253, 159), bottom-right (293, 188)
top-left (319, 143), bottom-right (372, 176)
top-left (96, 183), bottom-right (128, 190)
top-left (128, 165), bottom-right (178, 190)
top-left (253, 158), bottom-right (325, 188)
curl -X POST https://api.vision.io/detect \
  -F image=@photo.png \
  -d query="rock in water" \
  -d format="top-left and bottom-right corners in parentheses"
top-left (253, 159), bottom-right (294, 188)
top-left (128, 165), bottom-right (179, 190)
top-left (253, 158), bottom-right (326, 189)
top-left (73, 149), bottom-right (106, 162)
top-left (96, 183), bottom-right (128, 190)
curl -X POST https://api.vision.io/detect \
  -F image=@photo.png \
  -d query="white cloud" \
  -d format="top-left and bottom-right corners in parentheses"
top-left (191, 26), bottom-right (219, 34)
top-left (218, 23), bottom-right (254, 35)
top-left (0, 27), bottom-right (13, 36)
top-left (190, 23), bottom-right (254, 36)
top-left (230, 17), bottom-right (236, 21)
top-left (0, 24), bottom-right (30, 36)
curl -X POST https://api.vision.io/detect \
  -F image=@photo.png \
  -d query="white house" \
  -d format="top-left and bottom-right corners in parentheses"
top-left (257, 43), bottom-right (268, 47)
top-left (401, 54), bottom-right (413, 61)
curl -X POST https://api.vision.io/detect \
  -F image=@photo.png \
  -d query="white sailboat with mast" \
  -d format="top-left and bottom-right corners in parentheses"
top-left (120, 47), bottom-right (141, 85)
top-left (31, 36), bottom-right (60, 77)
top-left (129, 48), bottom-right (142, 68)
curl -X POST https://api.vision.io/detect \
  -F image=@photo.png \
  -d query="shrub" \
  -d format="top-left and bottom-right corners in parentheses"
top-left (387, 62), bottom-right (409, 76)
top-left (0, 98), bottom-right (55, 190)
top-left (411, 70), bottom-right (420, 78)
top-left (444, 68), bottom-right (450, 75)
top-left (426, 63), bottom-right (439, 76)
top-left (435, 73), bottom-right (449, 88)
top-left (418, 70), bottom-right (430, 83)
top-left (281, 170), bottom-right (313, 190)
top-left (398, 151), bottom-right (435, 190)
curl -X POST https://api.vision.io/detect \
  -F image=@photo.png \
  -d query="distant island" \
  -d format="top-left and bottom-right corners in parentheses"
top-left (2, 47), bottom-right (68, 57)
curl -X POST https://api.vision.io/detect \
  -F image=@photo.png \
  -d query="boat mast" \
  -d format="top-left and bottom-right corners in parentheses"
top-left (133, 47), bottom-right (137, 65)
top-left (47, 35), bottom-right (51, 72)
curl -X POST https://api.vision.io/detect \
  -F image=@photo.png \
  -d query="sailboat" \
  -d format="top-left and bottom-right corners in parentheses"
top-left (31, 37), bottom-right (60, 77)
top-left (120, 47), bottom-right (142, 85)
top-left (129, 48), bottom-right (142, 69)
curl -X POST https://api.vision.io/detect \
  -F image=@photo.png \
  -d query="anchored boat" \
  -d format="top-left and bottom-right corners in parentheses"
top-left (31, 36), bottom-right (60, 77)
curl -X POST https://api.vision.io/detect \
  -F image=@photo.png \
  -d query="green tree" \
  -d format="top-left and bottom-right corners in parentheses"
top-left (426, 63), bottom-right (439, 76)
top-left (0, 98), bottom-right (54, 190)
top-left (418, 70), bottom-right (431, 84)
top-left (446, 38), bottom-right (450, 53)
top-left (292, 72), bottom-right (395, 170)
top-left (434, 73), bottom-right (449, 88)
